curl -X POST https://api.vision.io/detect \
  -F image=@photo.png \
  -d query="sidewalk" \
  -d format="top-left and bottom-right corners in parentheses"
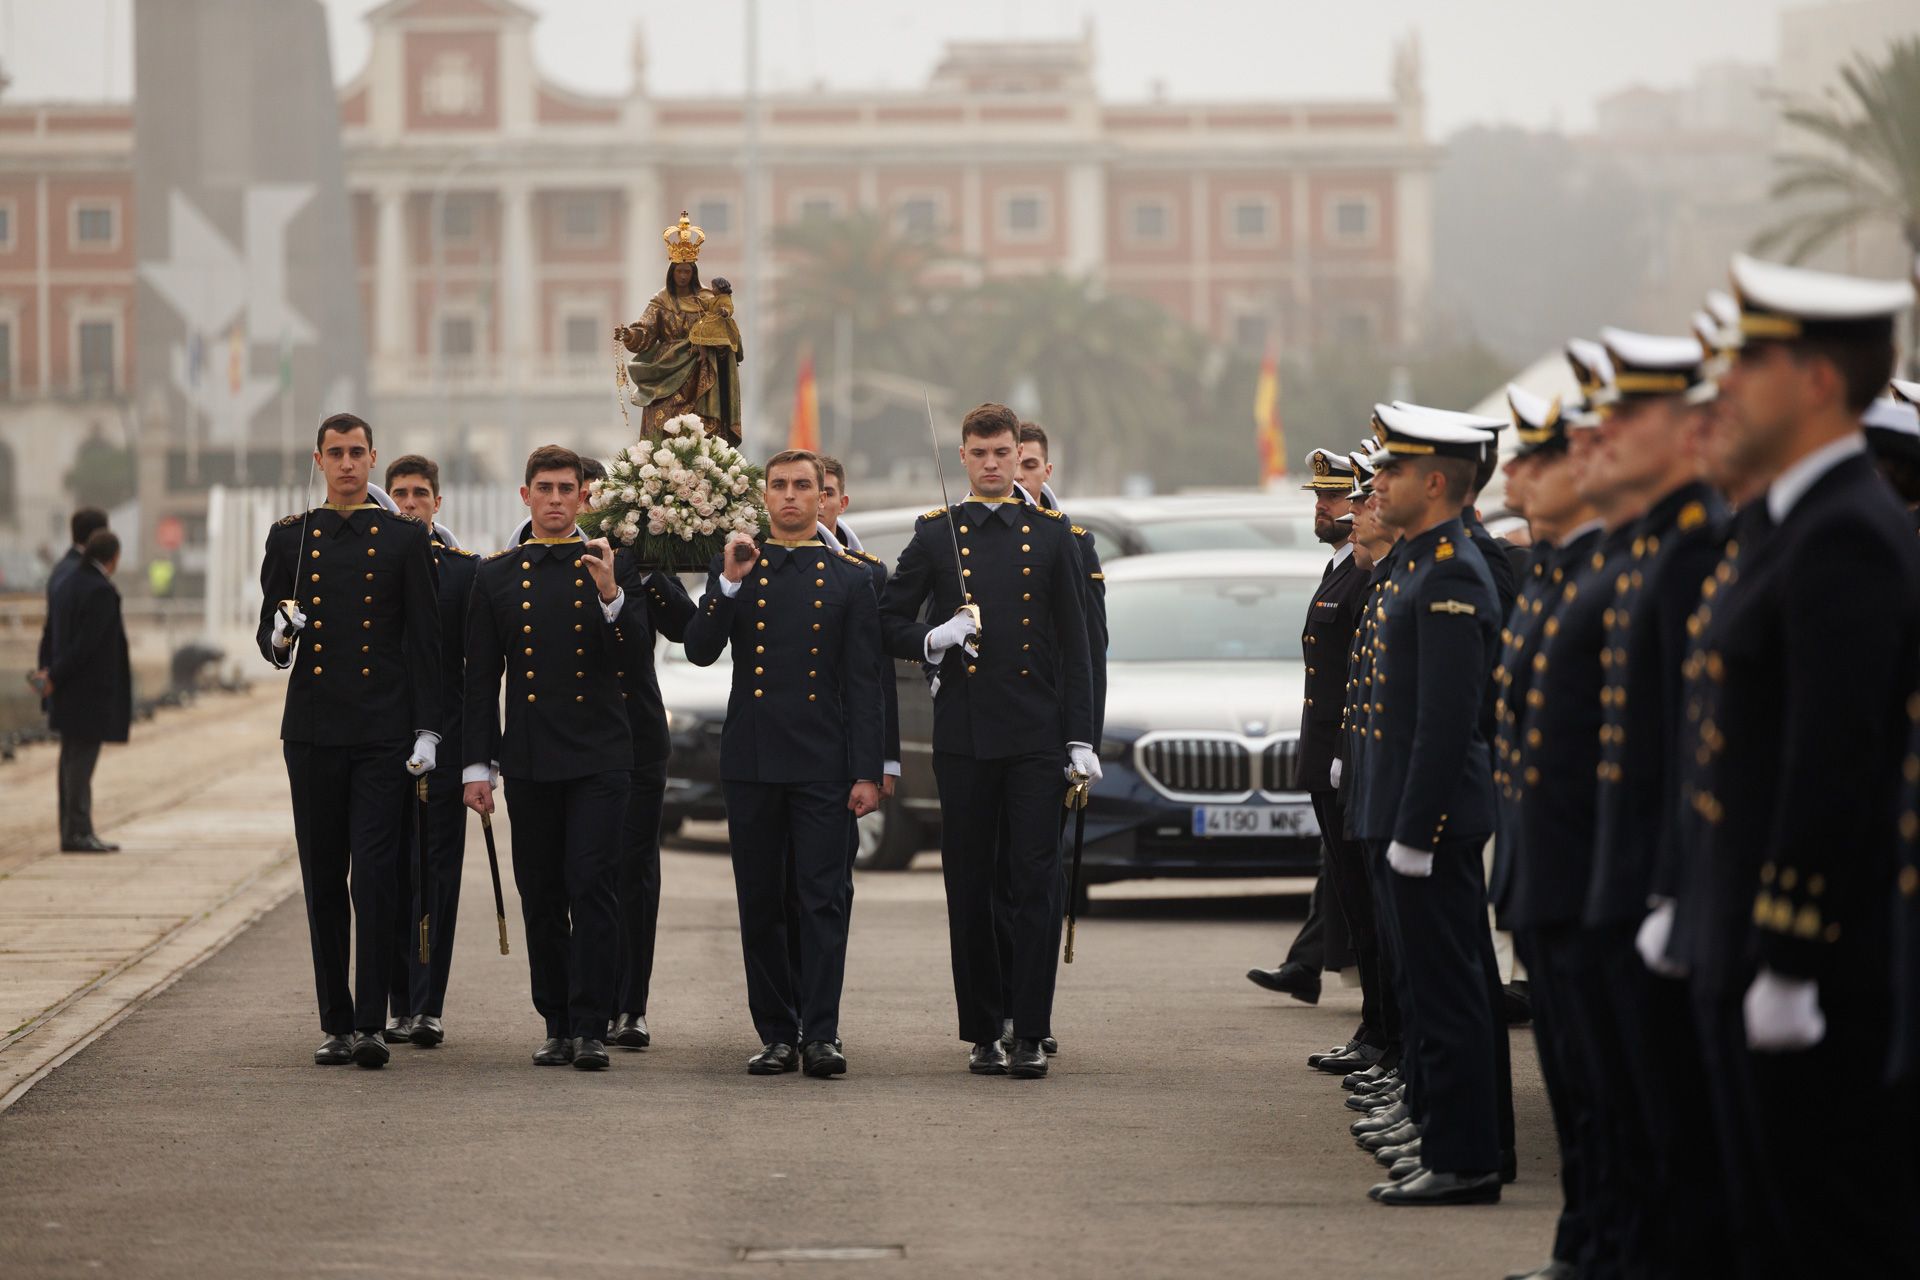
top-left (0, 686), bottom-right (301, 1107)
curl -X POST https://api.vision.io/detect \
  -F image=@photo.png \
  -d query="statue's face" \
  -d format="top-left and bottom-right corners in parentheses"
top-left (671, 262), bottom-right (695, 288)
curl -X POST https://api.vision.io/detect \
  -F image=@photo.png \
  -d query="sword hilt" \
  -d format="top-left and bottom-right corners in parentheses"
top-left (1065, 772), bottom-right (1092, 809)
top-left (497, 916), bottom-right (510, 956)
top-left (416, 777), bottom-right (429, 803)
top-left (480, 810), bottom-right (492, 831)
top-left (417, 914), bottom-right (431, 964)
top-left (1064, 916), bottom-right (1077, 965)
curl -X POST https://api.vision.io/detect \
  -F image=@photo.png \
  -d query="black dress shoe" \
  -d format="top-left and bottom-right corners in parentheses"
top-left (1307, 1039), bottom-right (1358, 1069)
top-left (61, 835), bottom-right (116, 853)
top-left (313, 1035), bottom-right (353, 1066)
top-left (1376, 1137), bottom-right (1422, 1166)
top-left (349, 1031), bottom-right (390, 1069)
top-left (1360, 1120), bottom-right (1419, 1152)
top-left (572, 1038), bottom-right (610, 1070)
top-left (1009, 1038), bottom-right (1049, 1079)
top-left (1352, 1070), bottom-right (1401, 1096)
top-left (748, 1043), bottom-right (798, 1075)
top-left (999, 1019), bottom-right (1016, 1052)
top-left (1315, 1042), bottom-right (1384, 1074)
top-left (1346, 1085), bottom-right (1403, 1112)
top-left (1503, 982), bottom-right (1533, 1026)
top-left (611, 1013), bottom-right (650, 1049)
top-left (1389, 1156), bottom-right (1422, 1181)
top-left (382, 1016), bottom-right (414, 1044)
top-left (1343, 1062), bottom-right (1389, 1090)
top-left (1041, 1036), bottom-right (1059, 1055)
top-left (1505, 1261), bottom-right (1579, 1280)
top-left (1375, 1168), bottom-right (1501, 1206)
top-left (410, 1016), bottom-right (444, 1047)
top-left (969, 1040), bottom-right (1010, 1075)
top-left (1246, 961), bottom-right (1321, 1004)
top-left (1351, 1101), bottom-right (1409, 1136)
top-left (802, 1040), bottom-right (847, 1078)
top-left (533, 1037), bottom-right (574, 1066)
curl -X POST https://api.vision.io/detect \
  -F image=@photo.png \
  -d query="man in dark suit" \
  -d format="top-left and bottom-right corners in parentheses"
top-left (259, 413), bottom-right (441, 1069)
top-left (1360, 404), bottom-right (1506, 1206)
top-left (880, 403), bottom-right (1094, 1080)
top-left (463, 445), bottom-right (649, 1072)
top-left (1670, 255), bottom-right (1920, 1272)
top-left (45, 528), bottom-right (130, 854)
top-left (1251, 450), bottom-right (1368, 1029)
top-left (684, 450), bottom-right (883, 1077)
top-left (33, 506), bottom-right (109, 840)
top-left (380, 455), bottom-right (481, 1049)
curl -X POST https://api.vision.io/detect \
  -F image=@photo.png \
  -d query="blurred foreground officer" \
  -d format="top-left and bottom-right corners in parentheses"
top-left (259, 413), bottom-right (440, 1068)
top-left (685, 450), bottom-right (882, 1077)
top-left (1673, 256), bottom-right (1920, 1273)
top-left (32, 506), bottom-right (109, 840)
top-left (463, 445), bottom-right (641, 1072)
top-left (1362, 405), bottom-right (1506, 1206)
top-left (381, 455), bottom-right (479, 1048)
top-left (880, 403), bottom-right (1094, 1080)
top-left (45, 529), bottom-right (130, 854)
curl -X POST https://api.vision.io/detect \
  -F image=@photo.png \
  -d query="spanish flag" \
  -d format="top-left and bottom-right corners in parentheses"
top-left (788, 351), bottom-right (821, 453)
top-left (1254, 345), bottom-right (1285, 486)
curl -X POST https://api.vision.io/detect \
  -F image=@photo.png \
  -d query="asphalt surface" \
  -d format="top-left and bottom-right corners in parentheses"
top-left (0, 821), bottom-right (1559, 1279)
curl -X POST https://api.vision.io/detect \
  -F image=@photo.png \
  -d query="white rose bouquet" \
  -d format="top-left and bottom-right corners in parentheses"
top-left (580, 413), bottom-right (766, 569)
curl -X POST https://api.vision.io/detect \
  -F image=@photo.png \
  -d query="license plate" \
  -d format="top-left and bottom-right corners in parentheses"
top-left (1191, 805), bottom-right (1319, 838)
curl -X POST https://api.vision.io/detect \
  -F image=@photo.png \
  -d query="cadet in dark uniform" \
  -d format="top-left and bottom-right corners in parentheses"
top-left (44, 529), bottom-right (130, 856)
top-left (259, 413), bottom-right (440, 1069)
top-left (380, 455), bottom-right (481, 1049)
top-left (1670, 256), bottom-right (1920, 1272)
top-left (34, 506), bottom-right (109, 849)
top-left (880, 403), bottom-right (1094, 1080)
top-left (1358, 405), bottom-right (1504, 1206)
top-left (684, 449), bottom-right (883, 1078)
top-left (1578, 330), bottom-right (1731, 1273)
top-left (462, 445), bottom-right (646, 1072)
top-left (607, 545), bottom-right (696, 1051)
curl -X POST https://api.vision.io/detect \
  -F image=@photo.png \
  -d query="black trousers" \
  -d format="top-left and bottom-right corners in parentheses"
top-left (503, 771), bottom-right (626, 1040)
top-left (935, 750), bottom-right (1066, 1044)
top-left (57, 736), bottom-right (103, 843)
top-left (616, 761), bottom-right (669, 1017)
top-left (783, 775), bottom-right (865, 994)
top-left (1514, 926), bottom-right (1603, 1270)
top-left (283, 740), bottom-right (409, 1036)
top-left (1366, 838), bottom-right (1418, 1091)
top-left (1282, 874), bottom-right (1327, 970)
top-left (725, 779), bottom-right (852, 1047)
top-left (1314, 789), bottom-right (1391, 1047)
top-left (387, 765), bottom-right (468, 1020)
top-left (1377, 836), bottom-right (1509, 1174)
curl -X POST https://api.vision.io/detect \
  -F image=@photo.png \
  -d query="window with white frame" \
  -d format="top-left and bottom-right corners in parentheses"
top-left (793, 194), bottom-right (841, 223)
top-left (73, 202), bottom-right (117, 250)
top-left (77, 319), bottom-right (117, 395)
top-left (1000, 192), bottom-right (1048, 239)
top-left (0, 202), bottom-right (13, 250)
top-left (439, 312), bottom-right (478, 360)
top-left (439, 194), bottom-right (480, 245)
top-left (693, 198), bottom-right (733, 234)
top-left (556, 195), bottom-right (607, 248)
top-left (0, 320), bottom-right (13, 396)
top-left (1328, 196), bottom-right (1377, 245)
top-left (1127, 199), bottom-right (1171, 243)
top-left (563, 313), bottom-right (602, 359)
top-left (896, 196), bottom-right (940, 237)
top-left (1228, 198), bottom-right (1274, 242)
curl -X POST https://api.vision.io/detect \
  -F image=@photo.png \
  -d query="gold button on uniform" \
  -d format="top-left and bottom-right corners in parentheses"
top-left (754, 689), bottom-right (764, 698)
top-left (527, 693), bottom-right (537, 702)
top-left (312, 666), bottom-right (323, 675)
top-left (522, 602), bottom-right (531, 611)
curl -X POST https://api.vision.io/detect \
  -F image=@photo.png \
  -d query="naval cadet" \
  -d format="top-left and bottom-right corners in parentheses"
top-left (1580, 329), bottom-right (1731, 1274)
top-left (1359, 404), bottom-right (1506, 1206)
top-left (1669, 255), bottom-right (1920, 1272)
top-left (258, 413), bottom-right (441, 1069)
top-left (462, 445), bottom-right (647, 1072)
top-left (380, 454), bottom-right (480, 1050)
top-left (879, 402), bottom-right (1094, 1081)
top-left (1489, 381), bottom-right (1601, 1280)
top-left (683, 449), bottom-right (883, 1079)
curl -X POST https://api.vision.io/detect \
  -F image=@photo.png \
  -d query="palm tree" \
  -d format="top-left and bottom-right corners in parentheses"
top-left (954, 273), bottom-right (1196, 486)
top-left (1757, 38), bottom-right (1920, 364)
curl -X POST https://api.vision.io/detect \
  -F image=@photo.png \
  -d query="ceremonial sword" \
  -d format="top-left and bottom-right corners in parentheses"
top-left (277, 453), bottom-right (320, 633)
top-left (415, 777), bottom-right (431, 964)
top-left (923, 392), bottom-right (981, 657)
top-left (1063, 771), bottom-right (1092, 963)
top-left (480, 810), bottom-right (510, 954)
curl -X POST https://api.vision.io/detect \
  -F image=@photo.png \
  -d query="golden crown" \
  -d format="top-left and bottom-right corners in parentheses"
top-left (664, 211), bottom-right (706, 263)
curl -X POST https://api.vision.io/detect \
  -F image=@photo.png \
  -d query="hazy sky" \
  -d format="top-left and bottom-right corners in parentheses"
top-left (0, 0), bottom-right (1826, 136)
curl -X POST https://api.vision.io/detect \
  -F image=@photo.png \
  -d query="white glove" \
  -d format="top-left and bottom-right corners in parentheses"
top-left (924, 611), bottom-right (979, 662)
top-left (1635, 899), bottom-right (1687, 978)
top-left (271, 604), bottom-right (308, 650)
top-left (405, 732), bottom-right (440, 777)
top-left (1067, 742), bottom-right (1102, 783)
top-left (1744, 969), bottom-right (1825, 1052)
top-left (1329, 758), bottom-right (1344, 788)
top-left (1387, 841), bottom-right (1434, 878)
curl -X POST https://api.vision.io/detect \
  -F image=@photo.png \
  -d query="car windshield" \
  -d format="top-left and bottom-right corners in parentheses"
top-left (1106, 573), bottom-right (1317, 662)
top-left (1132, 515), bottom-right (1318, 553)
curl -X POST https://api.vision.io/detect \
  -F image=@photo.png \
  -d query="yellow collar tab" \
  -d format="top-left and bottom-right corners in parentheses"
top-left (321, 501), bottom-right (380, 512)
top-left (964, 494), bottom-right (1024, 505)
top-left (524, 536), bottom-right (584, 546)
top-left (764, 538), bottom-right (824, 548)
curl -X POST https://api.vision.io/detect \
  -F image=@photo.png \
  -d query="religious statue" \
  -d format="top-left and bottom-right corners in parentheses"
top-left (615, 211), bottom-right (745, 444)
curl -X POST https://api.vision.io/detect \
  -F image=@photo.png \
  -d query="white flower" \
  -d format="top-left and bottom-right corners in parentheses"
top-left (653, 448), bottom-right (673, 467)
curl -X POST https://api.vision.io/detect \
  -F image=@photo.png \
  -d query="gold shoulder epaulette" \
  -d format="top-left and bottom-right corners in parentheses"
top-left (856, 549), bottom-right (882, 563)
top-left (275, 512), bottom-right (303, 527)
top-left (484, 547), bottom-right (517, 562)
top-left (441, 545), bottom-right (480, 559)
top-left (1070, 524), bottom-right (1088, 536)
top-left (920, 506), bottom-right (947, 521)
top-left (839, 551), bottom-right (864, 565)
top-left (392, 511), bottom-right (422, 525)
top-left (1037, 507), bottom-right (1065, 520)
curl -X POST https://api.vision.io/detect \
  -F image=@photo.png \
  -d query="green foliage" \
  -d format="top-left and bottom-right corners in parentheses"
top-left (65, 435), bottom-right (136, 509)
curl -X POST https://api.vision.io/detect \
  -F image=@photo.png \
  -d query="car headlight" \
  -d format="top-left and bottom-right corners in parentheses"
top-left (1097, 736), bottom-right (1134, 762)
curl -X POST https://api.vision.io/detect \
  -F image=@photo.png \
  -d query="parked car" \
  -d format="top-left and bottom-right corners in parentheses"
top-left (658, 492), bottom-right (1327, 873)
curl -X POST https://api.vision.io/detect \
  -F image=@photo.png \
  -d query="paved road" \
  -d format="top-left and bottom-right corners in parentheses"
top-left (0, 816), bottom-right (1559, 1278)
